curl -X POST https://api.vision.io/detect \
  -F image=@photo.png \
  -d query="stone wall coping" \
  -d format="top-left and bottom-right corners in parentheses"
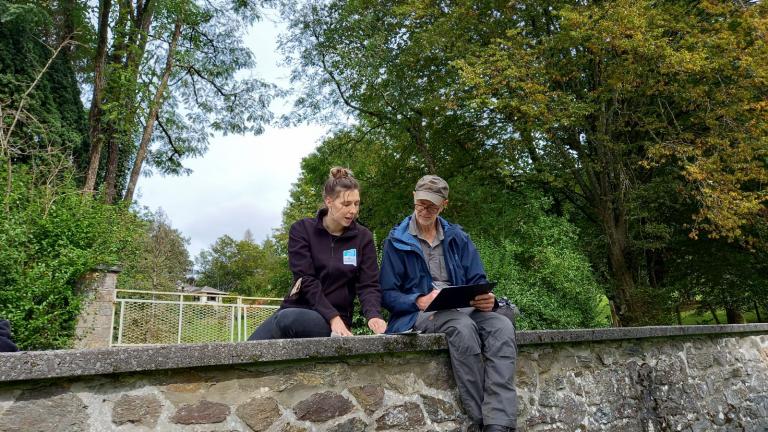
top-left (1, 323), bottom-right (767, 383)
top-left (92, 265), bottom-right (122, 273)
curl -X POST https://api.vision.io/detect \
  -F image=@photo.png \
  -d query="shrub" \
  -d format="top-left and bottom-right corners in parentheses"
top-left (0, 170), bottom-right (145, 350)
top-left (474, 214), bottom-right (608, 330)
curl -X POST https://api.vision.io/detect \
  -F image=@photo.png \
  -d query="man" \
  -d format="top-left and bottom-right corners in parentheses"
top-left (380, 175), bottom-right (517, 432)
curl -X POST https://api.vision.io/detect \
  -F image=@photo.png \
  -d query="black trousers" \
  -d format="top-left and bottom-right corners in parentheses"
top-left (247, 308), bottom-right (331, 340)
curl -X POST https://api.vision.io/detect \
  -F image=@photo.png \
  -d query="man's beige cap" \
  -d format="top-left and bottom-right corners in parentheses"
top-left (414, 175), bottom-right (449, 206)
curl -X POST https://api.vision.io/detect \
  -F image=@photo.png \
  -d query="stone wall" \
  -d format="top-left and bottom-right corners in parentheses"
top-left (517, 334), bottom-right (768, 431)
top-left (1, 325), bottom-right (767, 431)
top-left (73, 267), bottom-right (120, 349)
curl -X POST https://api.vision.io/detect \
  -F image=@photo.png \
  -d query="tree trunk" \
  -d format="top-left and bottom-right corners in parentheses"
top-left (606, 232), bottom-right (636, 326)
top-left (409, 118), bottom-right (436, 173)
top-left (725, 306), bottom-right (745, 324)
top-left (56, 0), bottom-right (78, 55)
top-left (597, 190), bottom-right (637, 326)
top-left (645, 249), bottom-right (665, 290)
top-left (103, 133), bottom-right (120, 204)
top-left (83, 0), bottom-right (112, 193)
top-left (755, 301), bottom-right (762, 322)
top-left (123, 18), bottom-right (182, 203)
top-left (127, 0), bottom-right (155, 69)
top-left (568, 86), bottom-right (640, 327)
top-left (709, 306), bottom-right (720, 324)
top-left (99, 0), bottom-right (157, 204)
top-left (609, 300), bottom-right (621, 327)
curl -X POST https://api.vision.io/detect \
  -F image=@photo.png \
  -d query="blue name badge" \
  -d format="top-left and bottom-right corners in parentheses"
top-left (343, 249), bottom-right (357, 266)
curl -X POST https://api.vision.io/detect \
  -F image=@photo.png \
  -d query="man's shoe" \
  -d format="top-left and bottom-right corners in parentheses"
top-left (466, 423), bottom-right (483, 432)
top-left (483, 425), bottom-right (515, 432)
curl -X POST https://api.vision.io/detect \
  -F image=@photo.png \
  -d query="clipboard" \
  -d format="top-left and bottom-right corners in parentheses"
top-left (424, 282), bottom-right (497, 312)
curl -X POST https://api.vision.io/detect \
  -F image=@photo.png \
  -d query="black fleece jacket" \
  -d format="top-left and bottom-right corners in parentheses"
top-left (0, 319), bottom-right (18, 352)
top-left (280, 209), bottom-right (383, 328)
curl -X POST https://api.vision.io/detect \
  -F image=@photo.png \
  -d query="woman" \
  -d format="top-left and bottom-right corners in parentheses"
top-left (248, 167), bottom-right (387, 340)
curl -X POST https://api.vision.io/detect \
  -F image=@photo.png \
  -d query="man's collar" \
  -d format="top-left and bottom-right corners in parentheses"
top-left (408, 212), bottom-right (444, 243)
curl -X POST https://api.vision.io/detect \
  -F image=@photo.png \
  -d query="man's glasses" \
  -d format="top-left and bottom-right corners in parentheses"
top-left (415, 203), bottom-right (442, 214)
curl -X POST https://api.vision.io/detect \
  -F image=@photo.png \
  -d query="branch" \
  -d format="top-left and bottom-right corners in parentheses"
top-left (190, 26), bottom-right (218, 55)
top-left (310, 27), bottom-right (391, 122)
top-left (556, 183), bottom-right (599, 225)
top-left (201, 0), bottom-right (226, 16)
top-left (169, 73), bottom-right (186, 88)
top-left (340, 122), bottom-right (385, 147)
top-left (188, 71), bottom-right (202, 105)
top-left (157, 118), bottom-right (183, 160)
top-left (378, 86), bottom-right (417, 125)
top-left (3, 36), bottom-right (74, 151)
top-left (186, 65), bottom-right (239, 102)
top-left (0, 103), bottom-right (6, 152)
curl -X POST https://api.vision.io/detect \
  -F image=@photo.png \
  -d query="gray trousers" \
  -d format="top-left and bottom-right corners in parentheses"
top-left (414, 309), bottom-right (517, 428)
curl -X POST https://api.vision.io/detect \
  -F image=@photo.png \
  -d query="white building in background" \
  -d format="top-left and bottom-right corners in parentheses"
top-left (180, 285), bottom-right (228, 303)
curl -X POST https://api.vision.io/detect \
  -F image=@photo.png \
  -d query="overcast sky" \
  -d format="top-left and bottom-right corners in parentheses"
top-left (134, 11), bottom-right (327, 259)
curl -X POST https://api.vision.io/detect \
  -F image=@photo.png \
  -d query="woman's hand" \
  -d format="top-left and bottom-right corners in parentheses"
top-left (329, 316), bottom-right (353, 336)
top-left (367, 317), bottom-right (387, 334)
top-left (470, 293), bottom-right (495, 312)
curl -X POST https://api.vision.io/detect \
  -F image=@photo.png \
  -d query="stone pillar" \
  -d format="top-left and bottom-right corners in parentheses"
top-left (74, 266), bottom-right (121, 349)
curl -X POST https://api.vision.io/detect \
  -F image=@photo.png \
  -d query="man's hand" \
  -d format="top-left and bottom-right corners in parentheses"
top-left (329, 316), bottom-right (353, 336)
top-left (367, 317), bottom-right (387, 334)
top-left (470, 292), bottom-right (495, 312)
top-left (416, 289), bottom-right (440, 311)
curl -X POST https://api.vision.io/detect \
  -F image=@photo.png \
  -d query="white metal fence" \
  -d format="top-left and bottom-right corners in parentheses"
top-left (111, 289), bottom-right (282, 346)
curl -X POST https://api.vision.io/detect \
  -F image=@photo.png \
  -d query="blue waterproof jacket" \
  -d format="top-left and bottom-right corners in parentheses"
top-left (380, 215), bottom-right (488, 333)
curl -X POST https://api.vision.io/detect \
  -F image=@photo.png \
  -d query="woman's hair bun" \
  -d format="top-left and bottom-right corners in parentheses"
top-left (329, 166), bottom-right (353, 180)
top-left (323, 166), bottom-right (359, 200)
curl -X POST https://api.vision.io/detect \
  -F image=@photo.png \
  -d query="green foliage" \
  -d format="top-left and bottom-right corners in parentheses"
top-left (0, 3), bottom-right (152, 349)
top-left (474, 218), bottom-right (608, 330)
top-left (453, 0), bottom-right (768, 321)
top-left (282, 0), bottom-right (768, 325)
top-left (119, 208), bottom-right (192, 292)
top-left (0, 0), bottom-right (90, 169)
top-left (666, 235), bottom-right (768, 320)
top-left (83, 0), bottom-right (277, 200)
top-left (196, 232), bottom-right (291, 298)
top-left (0, 169), bottom-right (145, 350)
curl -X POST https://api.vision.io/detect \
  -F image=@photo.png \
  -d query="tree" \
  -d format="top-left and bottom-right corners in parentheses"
top-left (120, 208), bottom-right (192, 291)
top-left (196, 232), bottom-right (290, 297)
top-left (81, 0), bottom-right (276, 203)
top-left (0, 1), bottom-right (86, 212)
top-left (280, 0), bottom-right (505, 173)
top-left (282, 0), bottom-right (768, 325)
top-left (0, 2), bottom-right (173, 350)
top-left (454, 0), bottom-right (768, 324)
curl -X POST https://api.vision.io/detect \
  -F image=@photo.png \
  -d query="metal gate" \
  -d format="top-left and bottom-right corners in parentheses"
top-left (111, 290), bottom-right (281, 346)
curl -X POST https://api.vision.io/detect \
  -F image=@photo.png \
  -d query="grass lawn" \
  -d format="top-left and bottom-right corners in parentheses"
top-left (595, 295), bottom-right (764, 326)
top-left (679, 308), bottom-right (760, 325)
